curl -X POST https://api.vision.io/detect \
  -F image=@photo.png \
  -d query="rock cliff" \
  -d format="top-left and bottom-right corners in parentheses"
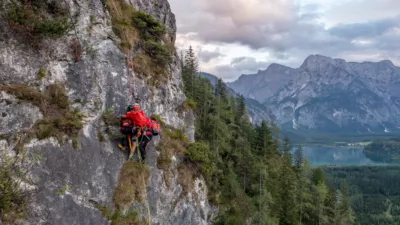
top-left (0, 0), bottom-right (215, 224)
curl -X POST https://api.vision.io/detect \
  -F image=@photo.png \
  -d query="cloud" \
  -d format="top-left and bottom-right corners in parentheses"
top-left (231, 57), bottom-right (269, 71)
top-left (197, 49), bottom-right (224, 63)
top-left (324, 0), bottom-right (400, 26)
top-left (169, 0), bottom-right (400, 81)
top-left (171, 0), bottom-right (300, 49)
top-left (171, 0), bottom-right (343, 53)
top-left (328, 16), bottom-right (400, 39)
top-left (211, 57), bottom-right (270, 81)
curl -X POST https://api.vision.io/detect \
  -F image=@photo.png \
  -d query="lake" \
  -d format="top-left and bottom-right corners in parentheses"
top-left (300, 146), bottom-right (384, 166)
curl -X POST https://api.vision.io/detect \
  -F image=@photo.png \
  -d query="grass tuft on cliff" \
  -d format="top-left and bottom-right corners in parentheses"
top-left (105, 0), bottom-right (173, 83)
top-left (0, 83), bottom-right (83, 149)
top-left (101, 108), bottom-right (125, 140)
top-left (113, 161), bottom-right (150, 210)
top-left (93, 202), bottom-right (145, 225)
top-left (109, 210), bottom-right (145, 225)
top-left (156, 128), bottom-right (189, 171)
top-left (155, 124), bottom-right (205, 195)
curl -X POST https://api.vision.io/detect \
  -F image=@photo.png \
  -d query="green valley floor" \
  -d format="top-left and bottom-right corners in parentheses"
top-left (324, 166), bottom-right (400, 225)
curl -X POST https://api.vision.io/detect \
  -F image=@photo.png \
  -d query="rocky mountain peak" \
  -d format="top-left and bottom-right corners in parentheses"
top-left (235, 63), bottom-right (294, 82)
top-left (378, 59), bottom-right (394, 66)
top-left (266, 63), bottom-right (294, 73)
top-left (227, 62), bottom-right (296, 103)
top-left (299, 54), bottom-right (341, 71)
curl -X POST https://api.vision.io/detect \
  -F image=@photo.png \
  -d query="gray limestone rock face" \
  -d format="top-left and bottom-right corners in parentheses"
top-left (0, 91), bottom-right (43, 135)
top-left (25, 133), bottom-right (124, 225)
top-left (0, 0), bottom-right (213, 224)
top-left (131, 139), bottom-right (217, 225)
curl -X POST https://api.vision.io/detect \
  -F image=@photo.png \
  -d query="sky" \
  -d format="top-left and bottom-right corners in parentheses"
top-left (168, 0), bottom-right (400, 82)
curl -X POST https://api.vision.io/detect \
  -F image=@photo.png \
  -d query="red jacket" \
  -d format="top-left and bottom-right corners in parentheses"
top-left (126, 110), bottom-right (151, 127)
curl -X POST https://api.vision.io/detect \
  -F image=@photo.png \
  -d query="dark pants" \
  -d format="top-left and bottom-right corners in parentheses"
top-left (137, 134), bottom-right (152, 161)
top-left (120, 126), bottom-right (140, 148)
top-left (119, 126), bottom-right (133, 150)
top-left (120, 127), bottom-right (153, 161)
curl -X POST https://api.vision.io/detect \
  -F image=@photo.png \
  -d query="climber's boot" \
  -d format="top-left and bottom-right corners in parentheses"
top-left (118, 144), bottom-right (126, 151)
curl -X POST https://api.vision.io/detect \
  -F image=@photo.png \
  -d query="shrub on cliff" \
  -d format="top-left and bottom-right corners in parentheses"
top-left (6, 0), bottom-right (74, 42)
top-left (0, 149), bottom-right (39, 223)
top-left (132, 11), bottom-right (166, 40)
top-left (105, 0), bottom-right (173, 80)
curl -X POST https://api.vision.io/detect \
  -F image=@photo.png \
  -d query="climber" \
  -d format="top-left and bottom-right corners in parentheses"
top-left (118, 103), bottom-right (151, 160)
top-left (118, 103), bottom-right (162, 161)
top-left (118, 103), bottom-right (139, 148)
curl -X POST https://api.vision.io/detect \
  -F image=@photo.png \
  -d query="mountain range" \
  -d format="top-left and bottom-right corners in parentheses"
top-left (203, 54), bottom-right (400, 142)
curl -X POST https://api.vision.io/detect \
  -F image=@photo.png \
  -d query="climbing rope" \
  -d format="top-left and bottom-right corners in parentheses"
top-left (108, 1), bottom-right (151, 224)
top-left (109, 0), bottom-right (136, 102)
top-left (136, 131), bottom-right (151, 225)
top-left (129, 129), bottom-right (151, 225)
top-left (127, 48), bottom-right (133, 103)
top-left (109, 0), bottom-right (120, 16)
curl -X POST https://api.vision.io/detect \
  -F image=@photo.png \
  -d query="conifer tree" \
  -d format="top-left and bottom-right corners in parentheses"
top-left (235, 95), bottom-right (246, 124)
top-left (184, 45), bottom-right (198, 73)
top-left (282, 136), bottom-right (293, 166)
top-left (297, 159), bottom-right (314, 225)
top-left (314, 182), bottom-right (329, 225)
top-left (182, 45), bottom-right (198, 99)
top-left (294, 144), bottom-right (304, 171)
top-left (338, 182), bottom-right (355, 224)
top-left (216, 78), bottom-right (228, 101)
top-left (279, 137), bottom-right (298, 225)
top-left (313, 168), bottom-right (325, 185)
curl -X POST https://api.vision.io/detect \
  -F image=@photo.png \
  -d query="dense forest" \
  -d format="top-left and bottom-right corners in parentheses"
top-left (181, 46), bottom-right (354, 224)
top-left (324, 166), bottom-right (400, 225)
top-left (364, 138), bottom-right (400, 163)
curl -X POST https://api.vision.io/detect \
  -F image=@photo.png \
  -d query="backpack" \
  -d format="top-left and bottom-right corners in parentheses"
top-left (150, 119), bottom-right (161, 136)
top-left (129, 110), bottom-right (148, 127)
top-left (120, 115), bottom-right (133, 134)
